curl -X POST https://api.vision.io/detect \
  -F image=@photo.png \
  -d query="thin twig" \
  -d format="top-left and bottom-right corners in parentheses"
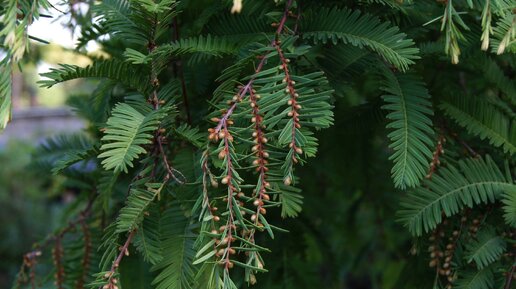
top-left (111, 231), bottom-right (135, 272)
top-left (212, 0), bottom-right (294, 134)
top-left (76, 217), bottom-right (92, 289)
top-left (53, 236), bottom-right (65, 289)
top-left (101, 230), bottom-right (136, 289)
top-left (441, 121), bottom-right (479, 158)
top-left (157, 136), bottom-right (186, 184)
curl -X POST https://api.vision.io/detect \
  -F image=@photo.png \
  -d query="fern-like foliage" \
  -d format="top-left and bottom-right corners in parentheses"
top-left (399, 156), bottom-right (515, 236)
top-left (39, 60), bottom-right (152, 95)
top-left (126, 35), bottom-right (238, 74)
top-left (280, 187), bottom-right (304, 218)
top-left (491, 14), bottom-right (515, 55)
top-left (51, 149), bottom-right (94, 175)
top-left (92, 0), bottom-right (149, 45)
top-left (0, 62), bottom-right (11, 130)
top-left (61, 223), bottom-right (100, 289)
top-left (455, 266), bottom-right (495, 289)
top-left (97, 223), bottom-right (120, 272)
top-left (174, 124), bottom-right (205, 148)
top-left (116, 182), bottom-right (163, 233)
top-left (98, 103), bottom-right (165, 173)
top-left (0, 0), bottom-right (51, 60)
top-left (502, 191), bottom-right (516, 227)
top-left (206, 11), bottom-right (273, 43)
top-left (474, 55), bottom-right (516, 106)
top-left (440, 96), bottom-right (516, 155)
top-left (32, 133), bottom-right (94, 173)
top-left (8, 0), bottom-right (516, 288)
top-left (76, 23), bottom-right (107, 50)
top-left (314, 44), bottom-right (376, 80)
top-left (381, 70), bottom-right (435, 189)
top-left (152, 205), bottom-right (197, 289)
top-left (133, 204), bottom-right (163, 265)
top-left (92, 0), bottom-right (177, 46)
top-left (97, 170), bottom-right (120, 213)
top-left (197, 34), bottom-right (334, 286)
top-left (465, 228), bottom-right (506, 269)
top-left (300, 8), bottom-right (420, 71)
top-left (359, 0), bottom-right (408, 10)
top-left (158, 35), bottom-right (238, 58)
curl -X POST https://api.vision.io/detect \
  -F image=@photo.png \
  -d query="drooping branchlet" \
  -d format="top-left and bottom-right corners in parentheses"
top-left (100, 230), bottom-right (135, 289)
top-left (52, 236), bottom-right (65, 289)
top-left (274, 41), bottom-right (303, 185)
top-left (76, 218), bottom-right (92, 289)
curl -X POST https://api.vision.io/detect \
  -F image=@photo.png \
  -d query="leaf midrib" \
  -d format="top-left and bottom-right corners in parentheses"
top-left (468, 236), bottom-right (501, 266)
top-left (413, 181), bottom-right (512, 224)
top-left (442, 102), bottom-right (516, 154)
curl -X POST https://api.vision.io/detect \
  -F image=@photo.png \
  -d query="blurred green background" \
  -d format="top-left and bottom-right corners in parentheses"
top-left (0, 20), bottom-right (98, 285)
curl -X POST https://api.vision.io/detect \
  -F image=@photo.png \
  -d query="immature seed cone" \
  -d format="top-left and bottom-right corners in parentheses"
top-left (218, 149), bottom-right (226, 160)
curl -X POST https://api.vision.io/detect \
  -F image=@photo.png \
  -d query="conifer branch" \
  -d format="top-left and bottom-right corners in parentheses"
top-left (210, 0), bottom-right (294, 136)
top-left (219, 124), bottom-right (238, 271)
top-left (147, 17), bottom-right (184, 185)
top-left (248, 87), bottom-right (270, 228)
top-left (245, 85), bottom-right (271, 278)
top-left (102, 230), bottom-right (136, 289)
top-left (9, 0), bottom-right (516, 288)
top-left (201, 150), bottom-right (219, 221)
top-left (274, 41), bottom-right (302, 185)
top-left (440, 0), bottom-right (467, 64)
top-left (52, 236), bottom-right (65, 289)
top-left (76, 218), bottom-right (92, 289)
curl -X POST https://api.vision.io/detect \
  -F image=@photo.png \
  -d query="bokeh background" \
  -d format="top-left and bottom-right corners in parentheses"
top-left (0, 1), bottom-right (97, 285)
